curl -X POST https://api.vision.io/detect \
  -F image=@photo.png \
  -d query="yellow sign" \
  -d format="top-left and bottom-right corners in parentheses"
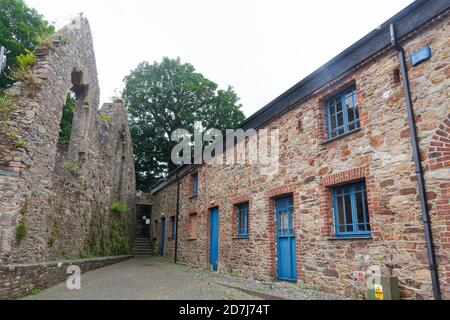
top-left (375, 284), bottom-right (384, 300)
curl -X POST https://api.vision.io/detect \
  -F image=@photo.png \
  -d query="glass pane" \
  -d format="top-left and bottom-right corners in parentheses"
top-left (331, 100), bottom-right (337, 116)
top-left (238, 212), bottom-right (244, 234)
top-left (337, 196), bottom-right (345, 226)
top-left (352, 90), bottom-right (358, 108)
top-left (337, 111), bottom-right (344, 128)
top-left (336, 98), bottom-right (343, 113)
top-left (344, 194), bottom-right (353, 226)
top-left (278, 211), bottom-right (289, 235)
top-left (347, 94), bottom-right (355, 125)
top-left (288, 196), bottom-right (294, 207)
top-left (356, 192), bottom-right (365, 225)
top-left (355, 182), bottom-right (364, 192)
top-left (348, 122), bottom-right (356, 131)
top-left (335, 186), bottom-right (344, 196)
top-left (342, 186), bottom-right (351, 195)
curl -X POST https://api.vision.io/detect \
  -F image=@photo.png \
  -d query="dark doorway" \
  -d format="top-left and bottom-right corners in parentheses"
top-left (136, 205), bottom-right (152, 238)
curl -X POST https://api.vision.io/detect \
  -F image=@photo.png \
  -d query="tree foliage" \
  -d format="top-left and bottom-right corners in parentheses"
top-left (0, 0), bottom-right (54, 89)
top-left (58, 92), bottom-right (75, 142)
top-left (123, 57), bottom-right (246, 192)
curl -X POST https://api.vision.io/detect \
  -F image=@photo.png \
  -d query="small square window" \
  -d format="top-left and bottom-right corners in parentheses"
top-left (236, 203), bottom-right (249, 237)
top-left (326, 87), bottom-right (360, 139)
top-left (332, 181), bottom-right (371, 237)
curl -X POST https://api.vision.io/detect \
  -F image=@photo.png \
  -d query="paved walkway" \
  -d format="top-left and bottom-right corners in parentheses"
top-left (23, 257), bottom-right (346, 300)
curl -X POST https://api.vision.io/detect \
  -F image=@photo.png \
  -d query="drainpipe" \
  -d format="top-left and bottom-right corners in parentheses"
top-left (174, 167), bottom-right (181, 264)
top-left (390, 23), bottom-right (441, 300)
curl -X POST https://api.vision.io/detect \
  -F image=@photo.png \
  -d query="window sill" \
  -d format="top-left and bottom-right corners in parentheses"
top-left (327, 236), bottom-right (373, 241)
top-left (233, 235), bottom-right (250, 240)
top-left (186, 238), bottom-right (198, 241)
top-left (190, 194), bottom-right (198, 200)
top-left (320, 128), bottom-right (362, 145)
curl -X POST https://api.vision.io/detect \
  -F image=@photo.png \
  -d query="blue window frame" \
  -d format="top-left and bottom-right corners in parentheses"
top-left (170, 216), bottom-right (176, 239)
top-left (332, 181), bottom-right (371, 237)
top-left (326, 87), bottom-right (360, 139)
top-left (192, 173), bottom-right (198, 196)
top-left (237, 203), bottom-right (249, 237)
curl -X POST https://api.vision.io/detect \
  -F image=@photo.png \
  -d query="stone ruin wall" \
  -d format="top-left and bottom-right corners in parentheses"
top-left (0, 17), bottom-right (136, 264)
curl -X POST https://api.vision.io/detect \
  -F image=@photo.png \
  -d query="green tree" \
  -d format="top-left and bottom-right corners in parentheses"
top-left (123, 57), bottom-right (246, 192)
top-left (0, 0), bottom-right (54, 89)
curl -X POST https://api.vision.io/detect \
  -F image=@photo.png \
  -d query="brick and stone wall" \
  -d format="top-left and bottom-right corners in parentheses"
top-left (0, 17), bottom-right (136, 264)
top-left (0, 255), bottom-right (131, 299)
top-left (150, 12), bottom-right (449, 299)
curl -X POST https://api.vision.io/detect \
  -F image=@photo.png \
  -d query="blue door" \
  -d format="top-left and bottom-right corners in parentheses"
top-left (276, 196), bottom-right (297, 281)
top-left (209, 207), bottom-right (219, 271)
top-left (160, 218), bottom-right (166, 256)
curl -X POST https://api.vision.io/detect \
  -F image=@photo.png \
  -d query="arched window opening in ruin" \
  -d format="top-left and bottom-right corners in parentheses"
top-left (58, 70), bottom-right (89, 146)
top-left (58, 91), bottom-right (76, 143)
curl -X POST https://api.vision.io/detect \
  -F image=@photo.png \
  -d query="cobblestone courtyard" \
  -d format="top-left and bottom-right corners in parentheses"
top-left (23, 257), bottom-right (346, 300)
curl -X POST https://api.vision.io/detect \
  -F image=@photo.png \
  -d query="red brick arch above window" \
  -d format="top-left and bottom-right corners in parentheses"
top-left (428, 114), bottom-right (450, 171)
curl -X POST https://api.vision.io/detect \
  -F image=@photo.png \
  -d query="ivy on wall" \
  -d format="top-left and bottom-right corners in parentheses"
top-left (82, 204), bottom-right (131, 258)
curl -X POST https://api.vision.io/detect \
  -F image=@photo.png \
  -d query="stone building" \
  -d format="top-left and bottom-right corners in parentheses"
top-left (0, 17), bottom-right (136, 264)
top-left (147, 1), bottom-right (449, 299)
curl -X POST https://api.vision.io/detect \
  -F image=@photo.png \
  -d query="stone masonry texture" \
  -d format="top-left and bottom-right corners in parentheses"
top-left (0, 17), bottom-right (136, 266)
top-left (148, 12), bottom-right (450, 300)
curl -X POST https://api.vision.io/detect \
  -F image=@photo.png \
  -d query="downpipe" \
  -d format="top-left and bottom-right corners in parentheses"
top-left (174, 167), bottom-right (181, 263)
top-left (390, 23), bottom-right (441, 300)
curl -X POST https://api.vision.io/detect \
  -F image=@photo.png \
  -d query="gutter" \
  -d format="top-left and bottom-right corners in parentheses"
top-left (390, 23), bottom-right (441, 300)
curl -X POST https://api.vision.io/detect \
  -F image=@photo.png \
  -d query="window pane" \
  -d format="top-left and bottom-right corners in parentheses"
top-left (337, 196), bottom-right (345, 226)
top-left (356, 192), bottom-right (365, 226)
top-left (344, 193), bottom-right (353, 227)
top-left (278, 211), bottom-right (289, 235)
top-left (238, 207), bottom-right (247, 235)
top-left (355, 182), bottom-right (364, 192)
top-left (336, 98), bottom-right (343, 114)
top-left (288, 196), bottom-right (294, 207)
top-left (193, 174), bottom-right (198, 194)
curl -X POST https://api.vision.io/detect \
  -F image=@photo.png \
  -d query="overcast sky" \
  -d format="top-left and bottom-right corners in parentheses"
top-left (25, 0), bottom-right (414, 117)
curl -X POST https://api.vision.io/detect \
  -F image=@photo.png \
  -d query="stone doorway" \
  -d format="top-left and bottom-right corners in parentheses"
top-left (136, 205), bottom-right (152, 238)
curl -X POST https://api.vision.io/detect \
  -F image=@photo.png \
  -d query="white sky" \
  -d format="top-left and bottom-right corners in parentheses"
top-left (25, 0), bottom-right (414, 117)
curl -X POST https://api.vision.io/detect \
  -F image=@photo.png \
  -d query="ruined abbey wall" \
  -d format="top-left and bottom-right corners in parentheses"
top-left (0, 18), bottom-right (136, 264)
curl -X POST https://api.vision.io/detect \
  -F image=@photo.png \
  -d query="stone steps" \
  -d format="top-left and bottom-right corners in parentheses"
top-left (132, 238), bottom-right (153, 257)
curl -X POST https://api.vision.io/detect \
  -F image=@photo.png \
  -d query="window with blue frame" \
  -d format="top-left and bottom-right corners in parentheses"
top-left (332, 181), bottom-right (371, 237)
top-left (192, 173), bottom-right (198, 196)
top-left (237, 203), bottom-right (249, 237)
top-left (170, 216), bottom-right (176, 239)
top-left (326, 86), bottom-right (360, 139)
